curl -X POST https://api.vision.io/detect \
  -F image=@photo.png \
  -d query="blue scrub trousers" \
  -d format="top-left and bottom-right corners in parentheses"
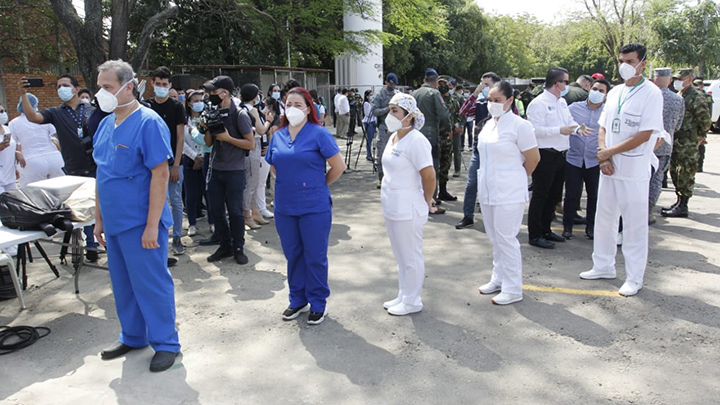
top-left (106, 224), bottom-right (180, 352)
top-left (168, 166), bottom-right (184, 238)
top-left (463, 148), bottom-right (480, 218)
top-left (275, 210), bottom-right (332, 313)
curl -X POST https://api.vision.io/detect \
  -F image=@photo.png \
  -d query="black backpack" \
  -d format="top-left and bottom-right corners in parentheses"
top-left (0, 188), bottom-right (74, 236)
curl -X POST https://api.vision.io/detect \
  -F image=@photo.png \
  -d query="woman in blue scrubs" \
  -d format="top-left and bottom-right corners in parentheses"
top-left (265, 87), bottom-right (346, 325)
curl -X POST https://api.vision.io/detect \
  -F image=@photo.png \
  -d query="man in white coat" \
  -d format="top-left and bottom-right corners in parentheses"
top-left (579, 43), bottom-right (664, 296)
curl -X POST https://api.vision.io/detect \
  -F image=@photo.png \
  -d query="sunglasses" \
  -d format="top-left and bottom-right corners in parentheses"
top-left (558, 80), bottom-right (570, 85)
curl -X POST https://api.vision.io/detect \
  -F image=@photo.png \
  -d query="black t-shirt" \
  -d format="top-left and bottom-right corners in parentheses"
top-left (145, 97), bottom-right (186, 154)
top-left (40, 103), bottom-right (95, 174)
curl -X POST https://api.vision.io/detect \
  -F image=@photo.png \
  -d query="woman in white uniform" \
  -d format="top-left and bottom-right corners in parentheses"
top-left (0, 104), bottom-right (18, 192)
top-left (476, 81), bottom-right (540, 305)
top-left (381, 93), bottom-right (436, 316)
top-left (8, 94), bottom-right (64, 187)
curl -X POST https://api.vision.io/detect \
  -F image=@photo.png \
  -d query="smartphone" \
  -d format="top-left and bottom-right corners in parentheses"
top-left (23, 78), bottom-right (44, 88)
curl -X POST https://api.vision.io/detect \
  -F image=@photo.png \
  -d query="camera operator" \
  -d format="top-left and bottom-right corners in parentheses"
top-left (202, 76), bottom-right (255, 264)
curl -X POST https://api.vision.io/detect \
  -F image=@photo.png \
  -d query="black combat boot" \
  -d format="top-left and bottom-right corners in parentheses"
top-left (662, 195), bottom-right (680, 212)
top-left (661, 196), bottom-right (689, 218)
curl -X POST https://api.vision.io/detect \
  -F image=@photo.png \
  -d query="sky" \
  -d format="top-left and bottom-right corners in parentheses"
top-left (475, 0), bottom-right (585, 23)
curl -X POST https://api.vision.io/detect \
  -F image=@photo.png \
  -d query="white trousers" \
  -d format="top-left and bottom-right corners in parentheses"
top-left (481, 202), bottom-right (526, 295)
top-left (385, 211), bottom-right (427, 307)
top-left (591, 175), bottom-right (649, 284)
top-left (254, 156), bottom-right (271, 211)
top-left (243, 138), bottom-right (262, 211)
top-left (19, 153), bottom-right (65, 187)
top-left (0, 181), bottom-right (17, 193)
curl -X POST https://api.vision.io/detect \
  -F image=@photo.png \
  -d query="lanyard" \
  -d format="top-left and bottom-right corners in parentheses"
top-left (616, 78), bottom-right (644, 115)
top-left (65, 104), bottom-right (85, 129)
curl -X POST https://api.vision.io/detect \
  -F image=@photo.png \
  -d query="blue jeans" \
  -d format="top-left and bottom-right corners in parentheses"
top-left (364, 122), bottom-right (376, 159)
top-left (167, 165), bottom-right (184, 238)
top-left (207, 169), bottom-right (246, 250)
top-left (183, 164), bottom-right (204, 226)
top-left (463, 149), bottom-right (480, 218)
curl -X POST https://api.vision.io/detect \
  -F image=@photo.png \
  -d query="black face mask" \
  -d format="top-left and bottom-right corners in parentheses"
top-left (209, 93), bottom-right (223, 106)
top-left (387, 85), bottom-right (396, 92)
top-left (438, 84), bottom-right (449, 95)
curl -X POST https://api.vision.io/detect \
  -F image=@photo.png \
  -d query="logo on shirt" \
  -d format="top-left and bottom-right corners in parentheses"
top-left (623, 118), bottom-right (640, 128)
top-left (390, 147), bottom-right (402, 157)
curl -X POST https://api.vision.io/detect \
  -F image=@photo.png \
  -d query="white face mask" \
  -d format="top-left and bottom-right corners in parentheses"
top-left (385, 113), bottom-right (411, 132)
top-left (487, 101), bottom-right (508, 118)
top-left (673, 80), bottom-right (686, 92)
top-left (95, 81), bottom-right (132, 113)
top-left (0, 112), bottom-right (7, 125)
top-left (618, 58), bottom-right (644, 81)
top-left (588, 90), bottom-right (605, 104)
top-left (285, 106), bottom-right (307, 126)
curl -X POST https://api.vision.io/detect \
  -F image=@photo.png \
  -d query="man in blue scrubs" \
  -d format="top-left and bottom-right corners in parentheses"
top-left (92, 60), bottom-right (180, 372)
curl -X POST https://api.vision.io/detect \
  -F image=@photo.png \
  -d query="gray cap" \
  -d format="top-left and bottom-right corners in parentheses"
top-left (654, 67), bottom-right (672, 77)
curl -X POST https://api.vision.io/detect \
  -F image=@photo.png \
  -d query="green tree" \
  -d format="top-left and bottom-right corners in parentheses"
top-left (652, 0), bottom-right (720, 77)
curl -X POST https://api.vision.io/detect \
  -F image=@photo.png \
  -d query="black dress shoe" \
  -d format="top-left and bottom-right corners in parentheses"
top-left (234, 249), bottom-right (249, 265)
top-left (573, 215), bottom-right (587, 225)
top-left (529, 237), bottom-right (555, 249)
top-left (199, 235), bottom-right (220, 246)
top-left (561, 230), bottom-right (573, 240)
top-left (86, 249), bottom-right (99, 263)
top-left (543, 232), bottom-right (565, 242)
top-left (168, 257), bottom-right (178, 267)
top-left (208, 246), bottom-right (234, 262)
top-left (150, 351), bottom-right (179, 372)
top-left (438, 192), bottom-right (458, 201)
top-left (101, 343), bottom-right (141, 360)
top-left (585, 230), bottom-right (594, 240)
top-left (455, 216), bottom-right (474, 229)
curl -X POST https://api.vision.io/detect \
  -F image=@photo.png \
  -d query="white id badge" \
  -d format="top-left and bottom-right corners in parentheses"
top-left (612, 118), bottom-right (621, 134)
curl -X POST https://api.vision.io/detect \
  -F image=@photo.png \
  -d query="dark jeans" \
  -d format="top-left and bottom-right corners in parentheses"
top-left (463, 149), bottom-right (480, 218)
top-left (528, 148), bottom-right (566, 239)
top-left (207, 169), bottom-right (246, 250)
top-left (562, 162), bottom-right (599, 233)
top-left (463, 120), bottom-right (474, 149)
top-left (184, 164), bottom-right (205, 226)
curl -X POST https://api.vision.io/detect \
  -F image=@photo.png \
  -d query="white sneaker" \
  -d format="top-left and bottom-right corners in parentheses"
top-left (579, 269), bottom-right (616, 280)
top-left (210, 224), bottom-right (215, 233)
top-left (491, 293), bottom-right (523, 305)
top-left (618, 281), bottom-right (642, 296)
top-left (187, 225), bottom-right (197, 236)
top-left (383, 297), bottom-right (402, 309)
top-left (387, 302), bottom-right (423, 316)
top-left (260, 209), bottom-right (274, 219)
top-left (478, 282), bottom-right (501, 295)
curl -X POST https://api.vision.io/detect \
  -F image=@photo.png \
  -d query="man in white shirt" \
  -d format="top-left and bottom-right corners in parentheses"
top-left (579, 43), bottom-right (664, 297)
top-left (526, 67), bottom-right (591, 249)
top-left (335, 88), bottom-right (350, 138)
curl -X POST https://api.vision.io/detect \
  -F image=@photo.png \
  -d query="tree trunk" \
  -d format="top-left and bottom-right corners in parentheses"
top-left (109, 0), bottom-right (131, 61)
top-left (50, 0), bottom-right (106, 92)
top-left (129, 5), bottom-right (179, 72)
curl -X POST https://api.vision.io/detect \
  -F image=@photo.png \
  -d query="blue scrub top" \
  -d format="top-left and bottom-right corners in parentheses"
top-left (265, 122), bottom-right (340, 216)
top-left (93, 106), bottom-right (174, 236)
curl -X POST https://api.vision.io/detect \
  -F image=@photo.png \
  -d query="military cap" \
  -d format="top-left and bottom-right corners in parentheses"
top-left (425, 68), bottom-right (439, 78)
top-left (672, 68), bottom-right (694, 79)
top-left (653, 67), bottom-right (672, 77)
top-left (693, 78), bottom-right (703, 85)
top-left (438, 75), bottom-right (452, 83)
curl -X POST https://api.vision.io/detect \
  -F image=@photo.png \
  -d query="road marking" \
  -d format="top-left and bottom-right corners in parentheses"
top-left (550, 227), bottom-right (585, 232)
top-left (523, 285), bottom-right (619, 297)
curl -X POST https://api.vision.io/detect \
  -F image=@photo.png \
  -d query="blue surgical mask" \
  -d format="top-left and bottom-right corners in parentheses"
top-left (481, 87), bottom-right (489, 98)
top-left (560, 86), bottom-right (569, 97)
top-left (588, 90), bottom-right (605, 104)
top-left (449, 89), bottom-right (455, 95)
top-left (192, 102), bottom-right (205, 113)
top-left (255, 97), bottom-right (262, 106)
top-left (178, 94), bottom-right (186, 102)
top-left (272, 92), bottom-right (281, 100)
top-left (58, 86), bottom-right (74, 102)
top-left (155, 86), bottom-right (170, 98)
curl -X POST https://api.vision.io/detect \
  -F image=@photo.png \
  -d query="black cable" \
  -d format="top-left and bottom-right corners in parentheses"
top-left (0, 326), bottom-right (51, 355)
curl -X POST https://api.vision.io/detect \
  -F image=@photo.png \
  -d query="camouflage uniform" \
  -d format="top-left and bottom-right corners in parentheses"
top-left (649, 86), bottom-right (684, 207)
top-left (439, 91), bottom-right (460, 183)
top-left (698, 90), bottom-right (712, 172)
top-left (412, 82), bottom-right (450, 198)
top-left (664, 69), bottom-right (712, 216)
top-left (372, 86), bottom-right (396, 181)
top-left (451, 91), bottom-right (465, 173)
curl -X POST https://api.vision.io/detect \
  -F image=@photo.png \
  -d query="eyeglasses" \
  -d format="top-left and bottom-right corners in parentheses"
top-left (0, 109), bottom-right (5, 113)
top-left (558, 80), bottom-right (570, 85)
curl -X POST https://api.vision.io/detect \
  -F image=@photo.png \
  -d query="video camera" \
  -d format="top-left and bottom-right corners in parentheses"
top-left (198, 103), bottom-right (230, 136)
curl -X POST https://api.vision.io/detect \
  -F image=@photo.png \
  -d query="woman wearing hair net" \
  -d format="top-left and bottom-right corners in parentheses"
top-left (381, 93), bottom-right (436, 316)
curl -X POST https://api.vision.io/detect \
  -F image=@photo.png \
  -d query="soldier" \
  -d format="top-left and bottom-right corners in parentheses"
top-left (563, 75), bottom-right (592, 105)
top-left (412, 68), bottom-right (450, 213)
top-left (347, 88), bottom-right (359, 136)
top-left (373, 73), bottom-right (399, 189)
top-left (519, 83), bottom-right (535, 112)
top-left (649, 68), bottom-right (684, 225)
top-left (436, 75), bottom-right (461, 201)
top-left (449, 78), bottom-right (464, 177)
top-left (662, 68), bottom-right (712, 217)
